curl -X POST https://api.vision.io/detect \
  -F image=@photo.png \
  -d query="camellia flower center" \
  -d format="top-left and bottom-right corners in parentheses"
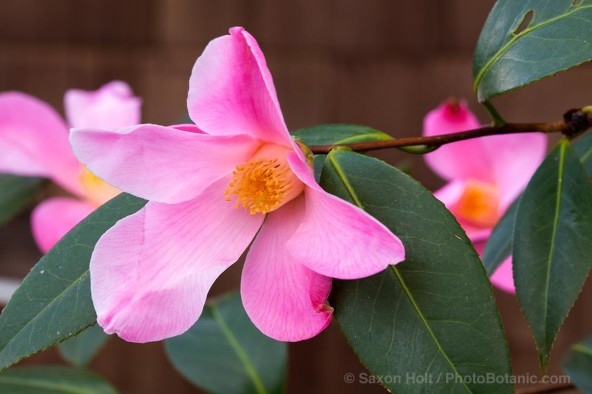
top-left (454, 179), bottom-right (500, 228)
top-left (225, 144), bottom-right (305, 215)
top-left (80, 166), bottom-right (121, 206)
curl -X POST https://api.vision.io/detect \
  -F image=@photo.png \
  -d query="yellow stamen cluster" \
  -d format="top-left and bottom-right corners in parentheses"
top-left (455, 180), bottom-right (500, 228)
top-left (225, 158), bottom-right (294, 215)
top-left (80, 167), bottom-right (120, 206)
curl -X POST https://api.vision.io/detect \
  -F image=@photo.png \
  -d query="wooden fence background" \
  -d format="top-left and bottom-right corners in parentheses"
top-left (0, 1), bottom-right (591, 393)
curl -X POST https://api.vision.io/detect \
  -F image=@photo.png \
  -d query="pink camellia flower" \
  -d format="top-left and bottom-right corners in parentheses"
top-left (69, 27), bottom-right (406, 343)
top-left (423, 100), bottom-right (547, 293)
top-left (0, 81), bottom-right (141, 252)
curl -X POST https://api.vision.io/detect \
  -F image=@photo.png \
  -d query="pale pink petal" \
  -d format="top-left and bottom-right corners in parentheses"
top-left (64, 81), bottom-right (142, 129)
top-left (0, 92), bottom-right (83, 195)
top-left (489, 257), bottom-right (515, 294)
top-left (91, 177), bottom-right (264, 343)
top-left (457, 221), bottom-right (492, 243)
top-left (286, 153), bottom-right (405, 279)
top-left (70, 124), bottom-right (259, 203)
top-left (432, 180), bottom-right (492, 242)
top-left (432, 180), bottom-right (465, 211)
top-left (242, 197), bottom-right (333, 341)
top-left (481, 133), bottom-right (547, 210)
top-left (187, 27), bottom-right (291, 146)
top-left (31, 197), bottom-right (95, 253)
top-left (169, 124), bottom-right (204, 134)
top-left (423, 100), bottom-right (494, 182)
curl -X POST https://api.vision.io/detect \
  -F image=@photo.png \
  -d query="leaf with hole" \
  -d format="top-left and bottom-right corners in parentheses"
top-left (58, 325), bottom-right (110, 367)
top-left (474, 0), bottom-right (592, 101)
top-left (322, 150), bottom-right (512, 394)
top-left (562, 336), bottom-right (592, 392)
top-left (164, 292), bottom-right (287, 394)
top-left (0, 193), bottom-right (146, 370)
top-left (0, 174), bottom-right (45, 225)
top-left (513, 139), bottom-right (592, 372)
top-left (0, 367), bottom-right (117, 394)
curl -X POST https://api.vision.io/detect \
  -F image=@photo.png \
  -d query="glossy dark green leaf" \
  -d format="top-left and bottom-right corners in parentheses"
top-left (58, 325), bottom-right (110, 367)
top-left (322, 150), bottom-right (512, 394)
top-left (0, 193), bottom-right (146, 370)
top-left (291, 124), bottom-right (391, 183)
top-left (312, 154), bottom-right (327, 183)
top-left (0, 174), bottom-right (45, 225)
top-left (473, 1), bottom-right (592, 101)
top-left (574, 132), bottom-right (592, 175)
top-left (0, 367), bottom-right (117, 394)
top-left (291, 124), bottom-right (392, 146)
top-left (165, 292), bottom-right (286, 394)
top-left (513, 140), bottom-right (592, 372)
top-left (482, 197), bottom-right (520, 275)
top-left (563, 336), bottom-right (592, 392)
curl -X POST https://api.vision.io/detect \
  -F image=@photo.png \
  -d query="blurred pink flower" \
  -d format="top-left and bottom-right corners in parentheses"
top-left (0, 81), bottom-right (141, 252)
top-left (423, 100), bottom-right (547, 293)
top-left (70, 27), bottom-right (406, 343)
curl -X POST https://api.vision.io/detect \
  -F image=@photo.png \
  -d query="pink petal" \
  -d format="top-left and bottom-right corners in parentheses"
top-left (432, 180), bottom-right (493, 243)
top-left (489, 257), bottom-right (515, 294)
top-left (482, 133), bottom-right (547, 210)
top-left (432, 180), bottom-right (465, 211)
top-left (91, 177), bottom-right (264, 343)
top-left (242, 197), bottom-right (333, 341)
top-left (286, 153), bottom-right (405, 279)
top-left (31, 197), bottom-right (95, 253)
top-left (187, 27), bottom-right (291, 146)
top-left (0, 92), bottom-right (83, 195)
top-left (423, 100), bottom-right (494, 182)
top-left (64, 81), bottom-right (142, 129)
top-left (70, 124), bottom-right (259, 204)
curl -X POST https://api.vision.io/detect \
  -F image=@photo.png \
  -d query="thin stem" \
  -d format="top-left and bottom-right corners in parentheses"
top-left (308, 109), bottom-right (591, 154)
top-left (483, 100), bottom-right (507, 126)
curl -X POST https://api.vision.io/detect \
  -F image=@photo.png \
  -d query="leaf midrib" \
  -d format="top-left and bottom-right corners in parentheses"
top-left (473, 4), bottom-right (592, 93)
top-left (572, 343), bottom-right (592, 357)
top-left (334, 133), bottom-right (392, 145)
top-left (541, 141), bottom-right (568, 349)
top-left (210, 306), bottom-right (267, 394)
top-left (327, 152), bottom-right (472, 393)
top-left (579, 145), bottom-right (592, 165)
top-left (0, 375), bottom-right (103, 394)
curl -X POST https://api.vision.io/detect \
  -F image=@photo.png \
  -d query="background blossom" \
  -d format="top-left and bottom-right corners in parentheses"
top-left (423, 100), bottom-right (547, 293)
top-left (0, 81), bottom-right (141, 252)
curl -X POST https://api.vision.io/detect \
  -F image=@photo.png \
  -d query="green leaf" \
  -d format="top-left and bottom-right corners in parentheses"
top-left (58, 325), bottom-right (110, 367)
top-left (291, 124), bottom-right (392, 146)
top-left (513, 139), bottom-right (592, 372)
top-left (322, 150), bottom-right (512, 394)
top-left (473, 1), bottom-right (592, 101)
top-left (563, 336), bottom-right (592, 392)
top-left (165, 292), bottom-right (286, 394)
top-left (574, 132), bottom-right (592, 175)
top-left (312, 154), bottom-right (327, 183)
top-left (291, 124), bottom-right (391, 183)
top-left (0, 193), bottom-right (146, 370)
top-left (482, 197), bottom-right (520, 275)
top-left (0, 174), bottom-right (45, 225)
top-left (0, 367), bottom-right (117, 394)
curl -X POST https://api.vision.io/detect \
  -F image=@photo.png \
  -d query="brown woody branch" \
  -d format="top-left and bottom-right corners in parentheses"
top-left (308, 109), bottom-right (592, 154)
